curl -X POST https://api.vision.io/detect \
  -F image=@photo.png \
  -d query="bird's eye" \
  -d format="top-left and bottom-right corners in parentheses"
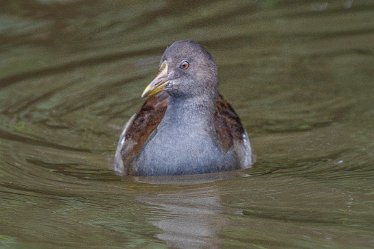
top-left (179, 60), bottom-right (189, 70)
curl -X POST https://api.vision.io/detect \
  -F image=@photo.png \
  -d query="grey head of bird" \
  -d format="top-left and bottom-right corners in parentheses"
top-left (141, 40), bottom-right (219, 100)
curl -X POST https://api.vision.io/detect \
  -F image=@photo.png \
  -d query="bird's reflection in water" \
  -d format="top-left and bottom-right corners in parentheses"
top-left (135, 172), bottom-right (246, 249)
top-left (141, 188), bottom-right (223, 248)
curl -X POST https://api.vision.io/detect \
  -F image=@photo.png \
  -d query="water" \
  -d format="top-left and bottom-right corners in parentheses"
top-left (0, 1), bottom-right (373, 248)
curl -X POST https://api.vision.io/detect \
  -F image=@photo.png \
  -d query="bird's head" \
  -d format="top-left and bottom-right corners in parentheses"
top-left (142, 40), bottom-right (218, 99)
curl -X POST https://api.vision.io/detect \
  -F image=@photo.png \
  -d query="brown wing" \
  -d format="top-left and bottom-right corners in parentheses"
top-left (115, 91), bottom-right (168, 175)
top-left (214, 94), bottom-right (244, 151)
top-left (214, 94), bottom-right (253, 168)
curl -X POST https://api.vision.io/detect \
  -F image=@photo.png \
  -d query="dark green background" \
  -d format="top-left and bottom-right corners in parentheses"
top-left (0, 1), bottom-right (373, 248)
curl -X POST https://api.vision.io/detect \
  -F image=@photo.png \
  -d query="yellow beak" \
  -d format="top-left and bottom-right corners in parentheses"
top-left (141, 62), bottom-right (168, 98)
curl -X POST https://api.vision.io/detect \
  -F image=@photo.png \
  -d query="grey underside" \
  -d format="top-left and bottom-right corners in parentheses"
top-left (114, 97), bottom-right (253, 176)
top-left (133, 120), bottom-right (240, 176)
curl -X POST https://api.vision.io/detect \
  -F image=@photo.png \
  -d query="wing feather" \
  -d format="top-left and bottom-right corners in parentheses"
top-left (214, 94), bottom-right (253, 168)
top-left (114, 92), bottom-right (168, 175)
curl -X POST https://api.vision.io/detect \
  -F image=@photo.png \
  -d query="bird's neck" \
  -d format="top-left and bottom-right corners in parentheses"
top-left (162, 93), bottom-right (217, 129)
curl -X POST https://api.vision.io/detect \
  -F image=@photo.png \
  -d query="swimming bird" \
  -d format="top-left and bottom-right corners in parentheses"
top-left (114, 40), bottom-right (253, 176)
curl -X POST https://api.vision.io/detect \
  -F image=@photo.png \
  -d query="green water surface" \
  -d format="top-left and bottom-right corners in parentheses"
top-left (0, 1), bottom-right (373, 248)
